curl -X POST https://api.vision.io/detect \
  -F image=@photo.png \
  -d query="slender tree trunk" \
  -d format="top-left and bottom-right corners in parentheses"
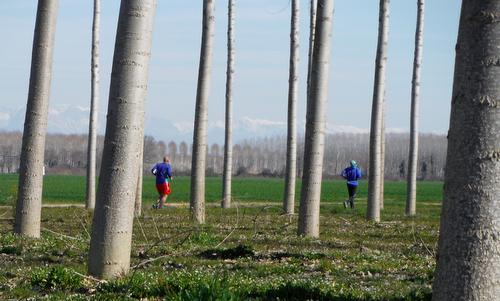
top-left (86, 0), bottom-right (100, 210)
top-left (88, 0), bottom-right (157, 279)
top-left (406, 0), bottom-right (424, 216)
top-left (432, 2), bottom-right (500, 299)
top-left (379, 103), bottom-right (385, 210)
top-left (297, 0), bottom-right (334, 238)
top-left (222, 0), bottom-right (235, 209)
top-left (134, 132), bottom-right (144, 217)
top-left (14, 0), bottom-right (59, 238)
top-left (367, 0), bottom-right (390, 222)
top-left (307, 0), bottom-right (317, 97)
top-left (191, 0), bottom-right (215, 223)
top-left (283, 0), bottom-right (299, 215)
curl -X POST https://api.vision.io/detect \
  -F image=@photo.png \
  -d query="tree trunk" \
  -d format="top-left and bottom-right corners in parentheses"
top-left (14, 0), bottom-right (59, 238)
top-left (88, 0), bottom-right (157, 279)
top-left (297, 0), bottom-right (334, 238)
top-left (86, 0), bottom-right (100, 210)
top-left (283, 0), bottom-right (299, 215)
top-left (222, 0), bottom-right (235, 209)
top-left (367, 0), bottom-right (390, 222)
top-left (190, 0), bottom-right (215, 223)
top-left (134, 132), bottom-right (144, 217)
top-left (432, 2), bottom-right (500, 299)
top-left (380, 103), bottom-right (385, 210)
top-left (307, 0), bottom-right (317, 97)
top-left (406, 0), bottom-right (424, 217)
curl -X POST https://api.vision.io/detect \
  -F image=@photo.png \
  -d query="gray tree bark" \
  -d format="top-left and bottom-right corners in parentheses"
top-left (222, 0), bottom-right (235, 209)
top-left (190, 0), bottom-right (215, 223)
top-left (88, 0), bottom-right (157, 279)
top-left (406, 0), bottom-right (424, 217)
top-left (297, 0), bottom-right (334, 238)
top-left (367, 0), bottom-right (389, 222)
top-left (283, 0), bottom-right (299, 215)
top-left (14, 0), bottom-right (59, 238)
top-left (432, 1), bottom-right (500, 299)
top-left (86, 0), bottom-right (100, 210)
top-left (134, 130), bottom-right (144, 217)
top-left (307, 0), bottom-right (317, 96)
top-left (380, 103), bottom-right (385, 210)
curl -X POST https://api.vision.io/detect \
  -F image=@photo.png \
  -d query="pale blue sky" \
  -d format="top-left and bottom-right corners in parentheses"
top-left (0, 1), bottom-right (461, 138)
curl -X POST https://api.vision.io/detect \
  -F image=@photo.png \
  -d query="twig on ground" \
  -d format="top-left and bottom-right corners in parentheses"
top-left (338, 217), bottom-right (350, 224)
top-left (175, 230), bottom-right (193, 247)
top-left (252, 205), bottom-right (278, 236)
top-left (151, 215), bottom-right (161, 240)
top-left (74, 213), bottom-right (90, 240)
top-left (135, 215), bottom-right (149, 245)
top-left (132, 254), bottom-right (170, 270)
top-left (73, 270), bottom-right (107, 283)
top-left (418, 235), bottom-right (435, 257)
top-left (214, 200), bottom-right (239, 249)
top-left (141, 229), bottom-right (193, 257)
top-left (42, 227), bottom-right (79, 240)
top-left (411, 222), bottom-right (435, 257)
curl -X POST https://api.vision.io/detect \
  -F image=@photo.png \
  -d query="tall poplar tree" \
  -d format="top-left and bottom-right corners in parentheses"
top-left (190, 0), bottom-right (216, 223)
top-left (86, 0), bottom-right (100, 210)
top-left (283, 0), bottom-right (299, 215)
top-left (88, 0), bottom-right (157, 279)
top-left (406, 0), bottom-right (425, 216)
top-left (307, 0), bottom-right (317, 94)
top-left (367, 0), bottom-right (390, 222)
top-left (297, 0), bottom-right (334, 238)
top-left (432, 1), bottom-right (500, 299)
top-left (222, 0), bottom-right (235, 209)
top-left (14, 0), bottom-right (59, 238)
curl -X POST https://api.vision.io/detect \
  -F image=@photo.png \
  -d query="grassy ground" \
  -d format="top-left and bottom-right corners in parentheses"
top-left (0, 204), bottom-right (439, 300)
top-left (0, 175), bottom-right (442, 300)
top-left (0, 174), bottom-right (443, 205)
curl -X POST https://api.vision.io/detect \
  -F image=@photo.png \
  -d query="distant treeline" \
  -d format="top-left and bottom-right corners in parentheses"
top-left (0, 131), bottom-right (446, 180)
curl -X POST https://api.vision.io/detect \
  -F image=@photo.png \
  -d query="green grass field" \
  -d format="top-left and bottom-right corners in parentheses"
top-left (0, 174), bottom-right (443, 300)
top-left (0, 174), bottom-right (443, 206)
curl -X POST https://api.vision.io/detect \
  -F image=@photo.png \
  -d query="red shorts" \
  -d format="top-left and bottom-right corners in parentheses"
top-left (156, 182), bottom-right (171, 196)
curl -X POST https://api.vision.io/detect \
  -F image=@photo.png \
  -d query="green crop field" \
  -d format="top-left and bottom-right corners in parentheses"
top-left (0, 174), bottom-right (443, 206)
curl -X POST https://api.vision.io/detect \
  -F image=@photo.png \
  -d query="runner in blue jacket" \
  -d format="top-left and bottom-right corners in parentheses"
top-left (341, 160), bottom-right (362, 209)
top-left (151, 157), bottom-right (173, 209)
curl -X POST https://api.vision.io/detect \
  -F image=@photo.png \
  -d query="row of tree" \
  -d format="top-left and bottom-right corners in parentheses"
top-left (8, 0), bottom-right (499, 297)
top-left (0, 130), bottom-right (447, 180)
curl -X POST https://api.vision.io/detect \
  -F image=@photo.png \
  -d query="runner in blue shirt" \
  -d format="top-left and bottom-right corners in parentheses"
top-left (151, 157), bottom-right (173, 209)
top-left (341, 160), bottom-right (362, 209)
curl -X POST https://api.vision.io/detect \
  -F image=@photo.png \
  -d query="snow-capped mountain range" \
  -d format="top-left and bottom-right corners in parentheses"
top-left (0, 105), bottom-right (398, 143)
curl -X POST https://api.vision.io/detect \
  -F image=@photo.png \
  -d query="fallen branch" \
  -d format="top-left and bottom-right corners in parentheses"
top-left (73, 270), bottom-right (107, 283)
top-left (132, 254), bottom-right (170, 270)
top-left (151, 215), bottom-right (161, 240)
top-left (411, 222), bottom-right (435, 257)
top-left (418, 235), bottom-right (435, 257)
top-left (338, 217), bottom-right (350, 224)
top-left (214, 200), bottom-right (239, 249)
top-left (252, 205), bottom-right (278, 236)
top-left (74, 213), bottom-right (90, 240)
top-left (135, 215), bottom-right (149, 245)
top-left (42, 227), bottom-right (79, 240)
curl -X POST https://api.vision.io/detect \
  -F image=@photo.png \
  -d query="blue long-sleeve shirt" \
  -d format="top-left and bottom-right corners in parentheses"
top-left (341, 166), bottom-right (362, 186)
top-left (151, 162), bottom-right (172, 184)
